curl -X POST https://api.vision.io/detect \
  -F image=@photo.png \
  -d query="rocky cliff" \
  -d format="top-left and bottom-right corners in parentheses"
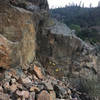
top-left (0, 0), bottom-right (100, 100)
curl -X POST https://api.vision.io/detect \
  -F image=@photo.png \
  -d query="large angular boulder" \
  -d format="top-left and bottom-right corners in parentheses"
top-left (0, 1), bottom-right (36, 69)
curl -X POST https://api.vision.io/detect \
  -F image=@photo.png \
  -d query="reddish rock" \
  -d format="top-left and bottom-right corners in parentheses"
top-left (37, 90), bottom-right (52, 100)
top-left (3, 82), bottom-right (10, 89)
top-left (33, 65), bottom-right (44, 79)
top-left (0, 35), bottom-right (11, 69)
top-left (0, 2), bottom-right (36, 69)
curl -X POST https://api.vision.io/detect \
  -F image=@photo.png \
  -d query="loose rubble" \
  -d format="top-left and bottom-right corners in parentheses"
top-left (0, 64), bottom-right (89, 100)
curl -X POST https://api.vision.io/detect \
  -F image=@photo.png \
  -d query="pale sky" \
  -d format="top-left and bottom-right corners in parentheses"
top-left (48, 0), bottom-right (100, 8)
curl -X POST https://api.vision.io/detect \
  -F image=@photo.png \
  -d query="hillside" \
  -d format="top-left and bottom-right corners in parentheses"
top-left (50, 6), bottom-right (100, 44)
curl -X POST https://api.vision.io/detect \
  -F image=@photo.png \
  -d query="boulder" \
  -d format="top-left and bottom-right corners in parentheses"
top-left (53, 85), bottom-right (67, 99)
top-left (37, 90), bottom-right (52, 100)
top-left (0, 1), bottom-right (36, 69)
top-left (33, 65), bottom-right (44, 79)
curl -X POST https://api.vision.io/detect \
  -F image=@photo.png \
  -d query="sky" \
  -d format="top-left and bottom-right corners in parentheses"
top-left (48, 0), bottom-right (100, 8)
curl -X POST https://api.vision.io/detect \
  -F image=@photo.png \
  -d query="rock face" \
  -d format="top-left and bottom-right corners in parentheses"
top-left (37, 19), bottom-right (98, 78)
top-left (37, 18), bottom-right (100, 93)
top-left (0, 1), bottom-right (36, 69)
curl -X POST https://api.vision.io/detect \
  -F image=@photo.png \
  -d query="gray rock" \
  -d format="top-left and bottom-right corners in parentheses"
top-left (49, 19), bottom-right (73, 36)
top-left (42, 80), bottom-right (53, 90)
top-left (53, 85), bottom-right (67, 99)
top-left (26, 4), bottom-right (39, 11)
top-left (29, 92), bottom-right (35, 100)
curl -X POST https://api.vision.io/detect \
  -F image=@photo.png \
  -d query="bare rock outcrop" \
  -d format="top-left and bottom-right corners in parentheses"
top-left (0, 1), bottom-right (36, 69)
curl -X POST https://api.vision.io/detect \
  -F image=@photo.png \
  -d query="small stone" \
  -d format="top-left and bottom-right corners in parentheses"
top-left (50, 91), bottom-right (56, 100)
top-left (43, 80), bottom-right (53, 90)
top-left (3, 82), bottom-right (10, 89)
top-left (69, 95), bottom-right (72, 99)
top-left (17, 98), bottom-right (21, 100)
top-left (4, 71), bottom-right (12, 79)
top-left (33, 75), bottom-right (38, 80)
top-left (9, 84), bottom-right (17, 92)
top-left (29, 92), bottom-right (35, 100)
top-left (37, 84), bottom-right (44, 90)
top-left (37, 90), bottom-right (52, 100)
top-left (16, 90), bottom-right (23, 96)
top-left (22, 91), bottom-right (30, 98)
top-left (16, 90), bottom-right (29, 98)
top-left (28, 75), bottom-right (32, 80)
top-left (22, 77), bottom-right (31, 84)
top-left (53, 85), bottom-right (67, 99)
top-left (0, 92), bottom-right (10, 100)
top-left (72, 97), bottom-right (78, 100)
top-left (33, 65), bottom-right (44, 79)
top-left (11, 78), bottom-right (16, 84)
top-left (17, 83), bottom-right (23, 90)
top-left (67, 89), bottom-right (71, 95)
top-left (0, 86), bottom-right (3, 92)
top-left (30, 86), bottom-right (40, 92)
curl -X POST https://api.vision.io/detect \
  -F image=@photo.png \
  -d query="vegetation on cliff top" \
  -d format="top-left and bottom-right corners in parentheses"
top-left (50, 5), bottom-right (100, 44)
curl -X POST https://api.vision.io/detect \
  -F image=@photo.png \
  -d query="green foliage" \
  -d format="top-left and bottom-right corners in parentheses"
top-left (50, 6), bottom-right (100, 27)
top-left (50, 6), bottom-right (100, 44)
top-left (77, 28), bottom-right (100, 44)
top-left (69, 24), bottom-right (81, 35)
